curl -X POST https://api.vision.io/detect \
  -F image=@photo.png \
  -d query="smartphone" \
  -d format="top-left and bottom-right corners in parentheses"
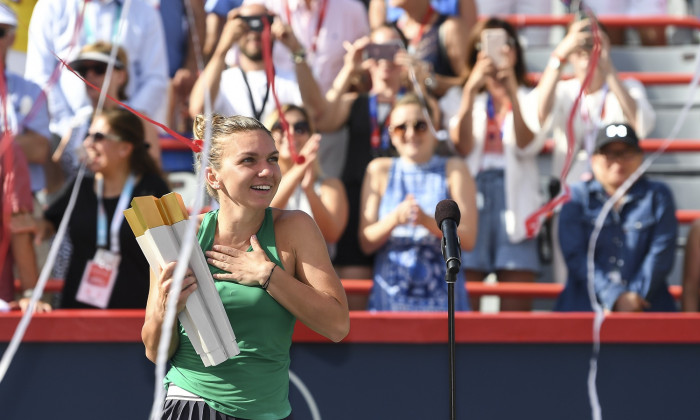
top-left (481, 28), bottom-right (508, 68)
top-left (239, 14), bottom-right (274, 32)
top-left (363, 42), bottom-right (403, 61)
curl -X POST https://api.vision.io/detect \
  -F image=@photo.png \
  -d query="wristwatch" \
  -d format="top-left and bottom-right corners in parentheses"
top-left (547, 54), bottom-right (566, 71)
top-left (292, 49), bottom-right (307, 64)
top-left (424, 73), bottom-right (436, 93)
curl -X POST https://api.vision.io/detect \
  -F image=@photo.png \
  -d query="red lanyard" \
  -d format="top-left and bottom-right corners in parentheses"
top-left (284, 0), bottom-right (328, 54)
top-left (262, 18), bottom-right (304, 164)
top-left (483, 94), bottom-right (510, 155)
top-left (407, 5), bottom-right (435, 48)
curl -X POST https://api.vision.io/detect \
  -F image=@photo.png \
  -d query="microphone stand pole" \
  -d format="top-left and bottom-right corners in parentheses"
top-left (445, 269), bottom-right (457, 420)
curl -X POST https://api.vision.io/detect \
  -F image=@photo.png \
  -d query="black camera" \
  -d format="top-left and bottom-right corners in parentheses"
top-left (239, 14), bottom-right (274, 32)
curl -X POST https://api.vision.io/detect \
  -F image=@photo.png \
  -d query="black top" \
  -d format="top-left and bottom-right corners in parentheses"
top-left (45, 173), bottom-right (171, 309)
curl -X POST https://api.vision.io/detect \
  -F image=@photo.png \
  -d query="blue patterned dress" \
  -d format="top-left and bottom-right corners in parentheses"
top-left (368, 156), bottom-right (469, 311)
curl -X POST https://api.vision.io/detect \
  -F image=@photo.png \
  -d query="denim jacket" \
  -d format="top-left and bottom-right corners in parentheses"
top-left (555, 177), bottom-right (678, 311)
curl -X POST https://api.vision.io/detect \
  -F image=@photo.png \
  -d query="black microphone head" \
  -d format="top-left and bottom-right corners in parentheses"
top-left (435, 199), bottom-right (460, 228)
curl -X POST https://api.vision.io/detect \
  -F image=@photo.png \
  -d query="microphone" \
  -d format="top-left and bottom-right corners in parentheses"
top-left (434, 199), bottom-right (462, 277)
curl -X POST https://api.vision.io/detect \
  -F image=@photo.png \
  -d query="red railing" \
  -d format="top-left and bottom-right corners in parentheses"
top-left (15, 278), bottom-right (686, 301)
top-left (541, 138), bottom-right (700, 154)
top-left (502, 15), bottom-right (700, 30)
top-left (526, 72), bottom-right (694, 86)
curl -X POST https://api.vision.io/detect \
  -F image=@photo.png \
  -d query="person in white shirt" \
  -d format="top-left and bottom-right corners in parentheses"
top-left (25, 0), bottom-right (169, 138)
top-left (442, 18), bottom-right (543, 311)
top-left (243, 0), bottom-right (369, 94)
top-left (189, 3), bottom-right (302, 123)
top-left (534, 18), bottom-right (655, 186)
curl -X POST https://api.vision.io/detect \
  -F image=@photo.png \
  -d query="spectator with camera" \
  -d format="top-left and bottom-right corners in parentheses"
top-left (533, 17), bottom-right (655, 283)
top-left (274, 22), bottom-right (441, 286)
top-left (555, 123), bottom-right (678, 312)
top-left (440, 18), bottom-right (543, 311)
top-left (189, 3), bottom-right (302, 123)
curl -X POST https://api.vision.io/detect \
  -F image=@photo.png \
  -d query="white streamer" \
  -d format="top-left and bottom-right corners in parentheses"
top-left (149, 1), bottom-right (214, 418)
top-left (0, 165), bottom-right (87, 383)
top-left (95, 0), bottom-right (132, 115)
top-left (289, 370), bottom-right (322, 420)
top-left (583, 43), bottom-right (700, 420)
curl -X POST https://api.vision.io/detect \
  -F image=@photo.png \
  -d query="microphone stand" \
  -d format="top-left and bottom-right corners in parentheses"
top-left (445, 267), bottom-right (457, 420)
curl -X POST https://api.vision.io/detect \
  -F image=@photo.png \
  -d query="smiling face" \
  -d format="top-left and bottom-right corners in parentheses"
top-left (389, 103), bottom-right (435, 164)
top-left (207, 129), bottom-right (281, 209)
top-left (83, 116), bottom-right (133, 176)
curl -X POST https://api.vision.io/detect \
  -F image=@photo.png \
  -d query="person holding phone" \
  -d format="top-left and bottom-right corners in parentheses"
top-left (440, 18), bottom-right (543, 311)
top-left (533, 17), bottom-right (655, 284)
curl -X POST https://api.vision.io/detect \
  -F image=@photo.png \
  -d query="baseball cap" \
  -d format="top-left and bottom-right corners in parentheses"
top-left (0, 3), bottom-right (17, 27)
top-left (594, 123), bottom-right (641, 152)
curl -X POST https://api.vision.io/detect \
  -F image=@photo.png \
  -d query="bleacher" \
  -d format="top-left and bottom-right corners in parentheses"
top-left (152, 14), bottom-right (700, 309)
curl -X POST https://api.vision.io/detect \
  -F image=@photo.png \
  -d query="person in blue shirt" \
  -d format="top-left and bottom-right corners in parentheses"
top-left (555, 123), bottom-right (678, 312)
top-left (0, 4), bottom-right (51, 195)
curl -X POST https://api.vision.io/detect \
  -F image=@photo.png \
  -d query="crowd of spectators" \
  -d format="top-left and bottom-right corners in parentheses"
top-left (2, 0), bottom-right (700, 314)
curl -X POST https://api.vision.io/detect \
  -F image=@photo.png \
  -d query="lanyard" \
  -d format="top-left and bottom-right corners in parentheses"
top-left (483, 94), bottom-right (509, 154)
top-left (96, 173), bottom-right (135, 252)
top-left (406, 6), bottom-right (435, 53)
top-left (239, 68), bottom-right (270, 121)
top-left (368, 94), bottom-right (391, 152)
top-left (284, 0), bottom-right (328, 54)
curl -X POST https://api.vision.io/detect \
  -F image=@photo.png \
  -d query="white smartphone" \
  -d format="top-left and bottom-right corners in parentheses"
top-left (481, 28), bottom-right (508, 68)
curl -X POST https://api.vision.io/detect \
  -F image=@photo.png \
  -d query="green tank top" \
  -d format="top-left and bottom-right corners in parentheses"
top-left (165, 208), bottom-right (296, 419)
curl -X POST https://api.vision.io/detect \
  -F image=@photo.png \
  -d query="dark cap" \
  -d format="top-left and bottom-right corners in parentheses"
top-left (594, 123), bottom-right (640, 152)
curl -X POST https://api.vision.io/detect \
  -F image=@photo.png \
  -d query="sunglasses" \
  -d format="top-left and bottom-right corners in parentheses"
top-left (390, 121), bottom-right (429, 136)
top-left (85, 132), bottom-right (122, 142)
top-left (74, 60), bottom-right (124, 78)
top-left (273, 121), bottom-right (310, 136)
top-left (0, 27), bottom-right (12, 38)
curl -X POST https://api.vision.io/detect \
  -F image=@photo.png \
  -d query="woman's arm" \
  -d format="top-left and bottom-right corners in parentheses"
top-left (142, 262), bottom-right (198, 363)
top-left (536, 19), bottom-right (592, 125)
top-left (357, 158), bottom-right (403, 255)
top-left (272, 21), bottom-right (364, 132)
top-left (306, 177), bottom-right (349, 244)
top-left (205, 212), bottom-right (350, 342)
top-left (449, 53), bottom-right (493, 156)
top-left (189, 9), bottom-right (247, 118)
top-left (446, 157), bottom-right (478, 251)
top-left (270, 135), bottom-right (321, 209)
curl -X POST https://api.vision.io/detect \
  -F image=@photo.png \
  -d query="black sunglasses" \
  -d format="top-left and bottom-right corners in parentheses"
top-left (273, 121), bottom-right (310, 136)
top-left (0, 27), bottom-right (10, 38)
top-left (390, 121), bottom-right (429, 136)
top-left (85, 131), bottom-right (121, 142)
top-left (75, 61), bottom-right (109, 78)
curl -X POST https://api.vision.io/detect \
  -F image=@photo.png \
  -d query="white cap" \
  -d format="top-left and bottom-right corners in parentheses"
top-left (0, 4), bottom-right (17, 27)
top-left (70, 51), bottom-right (125, 69)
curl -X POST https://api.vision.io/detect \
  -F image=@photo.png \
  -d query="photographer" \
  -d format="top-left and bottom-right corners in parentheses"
top-left (189, 4), bottom-right (302, 123)
top-left (441, 18), bottom-right (542, 311)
